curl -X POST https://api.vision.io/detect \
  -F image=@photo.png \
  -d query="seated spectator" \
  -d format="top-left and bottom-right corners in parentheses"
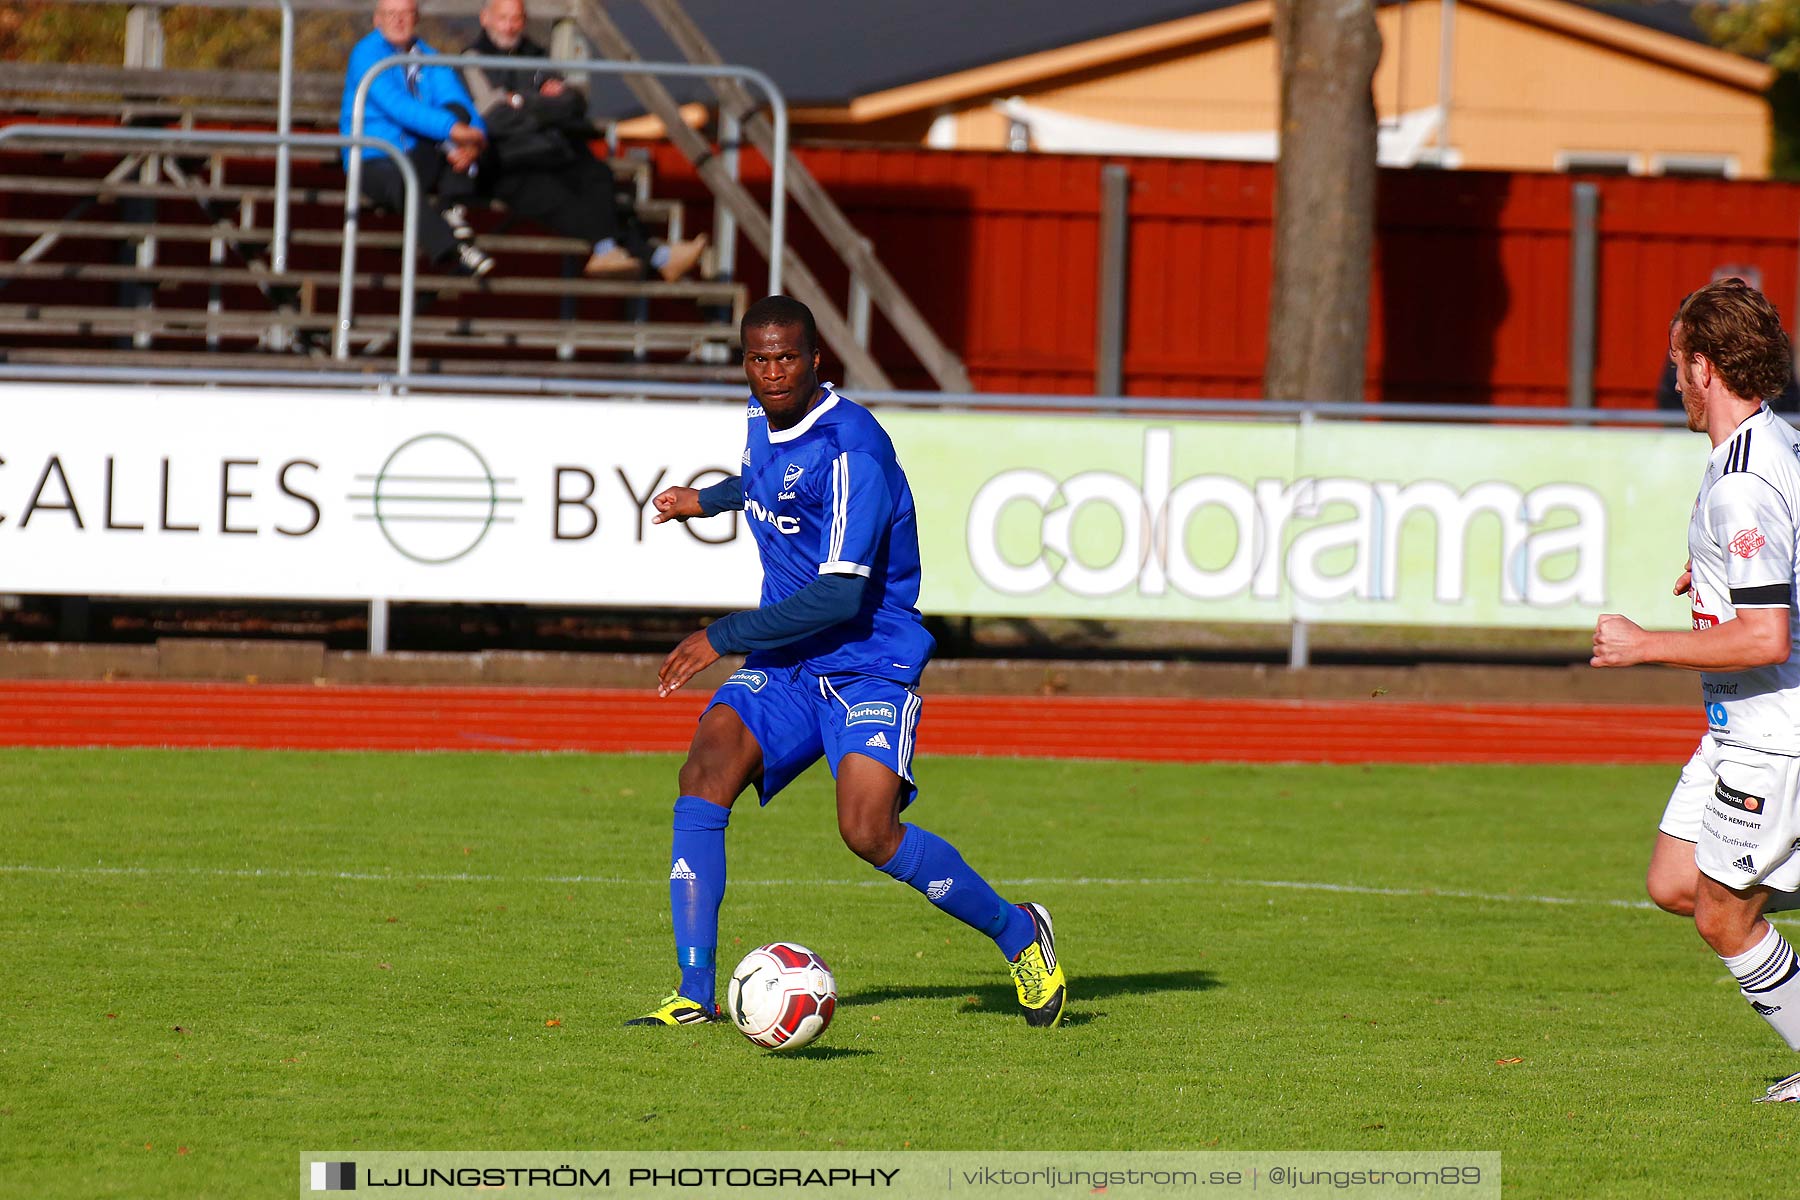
top-left (340, 0), bottom-right (496, 277)
top-left (460, 0), bottom-right (707, 281)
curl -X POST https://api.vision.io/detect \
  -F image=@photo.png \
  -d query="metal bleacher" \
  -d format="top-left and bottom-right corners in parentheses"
top-left (0, 33), bottom-right (747, 383)
top-left (0, 0), bottom-right (976, 396)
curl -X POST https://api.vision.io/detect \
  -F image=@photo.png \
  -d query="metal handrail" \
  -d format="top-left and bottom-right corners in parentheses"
top-left (0, 362), bottom-right (1693, 426)
top-left (273, 0), bottom-right (294, 274)
top-left (342, 50), bottom-right (790, 362)
top-left (0, 124), bottom-right (420, 374)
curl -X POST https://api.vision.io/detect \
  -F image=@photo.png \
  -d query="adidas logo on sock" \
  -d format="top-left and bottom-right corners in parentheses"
top-left (926, 877), bottom-right (954, 899)
top-left (1752, 1000), bottom-right (1784, 1016)
top-left (669, 857), bottom-right (697, 880)
top-left (1733, 853), bottom-right (1758, 874)
top-left (864, 731), bottom-right (892, 749)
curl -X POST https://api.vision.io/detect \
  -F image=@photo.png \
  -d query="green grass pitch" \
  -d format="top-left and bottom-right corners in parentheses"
top-left (3, 748), bottom-right (1796, 1197)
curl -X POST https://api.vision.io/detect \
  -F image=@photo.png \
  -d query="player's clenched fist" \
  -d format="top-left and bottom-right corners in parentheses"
top-left (651, 485), bottom-right (704, 525)
top-left (1591, 613), bottom-right (1647, 668)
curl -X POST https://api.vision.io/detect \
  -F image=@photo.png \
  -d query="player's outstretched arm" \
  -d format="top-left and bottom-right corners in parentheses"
top-left (1592, 608), bottom-right (1790, 671)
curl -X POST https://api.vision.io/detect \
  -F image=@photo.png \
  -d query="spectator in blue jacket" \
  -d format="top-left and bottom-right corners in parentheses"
top-left (340, 0), bottom-right (496, 276)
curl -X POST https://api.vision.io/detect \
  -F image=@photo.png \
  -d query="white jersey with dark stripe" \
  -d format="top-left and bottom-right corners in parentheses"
top-left (738, 385), bottom-right (935, 684)
top-left (1689, 404), bottom-right (1800, 752)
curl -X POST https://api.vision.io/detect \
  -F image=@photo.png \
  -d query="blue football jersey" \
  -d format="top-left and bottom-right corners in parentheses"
top-left (738, 385), bottom-right (936, 684)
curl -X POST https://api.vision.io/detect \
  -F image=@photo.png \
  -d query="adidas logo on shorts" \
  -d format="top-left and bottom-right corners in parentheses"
top-left (669, 857), bottom-right (697, 881)
top-left (864, 731), bottom-right (892, 750)
top-left (1733, 853), bottom-right (1758, 874)
top-left (1752, 1000), bottom-right (1784, 1016)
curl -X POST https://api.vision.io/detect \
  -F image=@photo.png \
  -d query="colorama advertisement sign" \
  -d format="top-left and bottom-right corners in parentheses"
top-left (0, 385), bottom-right (1704, 630)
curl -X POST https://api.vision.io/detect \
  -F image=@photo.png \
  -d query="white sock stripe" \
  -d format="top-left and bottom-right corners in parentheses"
top-left (1741, 935), bottom-right (1800, 992)
top-left (1728, 923), bottom-right (1789, 975)
top-left (1729, 926), bottom-right (1800, 1051)
top-left (1750, 954), bottom-right (1800, 993)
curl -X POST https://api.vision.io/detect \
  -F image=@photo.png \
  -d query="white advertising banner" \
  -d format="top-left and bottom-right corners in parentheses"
top-left (0, 385), bottom-right (763, 605)
top-left (1, 383), bottom-right (1706, 631)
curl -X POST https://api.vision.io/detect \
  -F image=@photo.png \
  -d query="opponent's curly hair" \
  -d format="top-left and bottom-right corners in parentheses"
top-left (1675, 278), bottom-right (1793, 402)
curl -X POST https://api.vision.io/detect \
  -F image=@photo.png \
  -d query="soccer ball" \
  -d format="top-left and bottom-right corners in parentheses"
top-left (726, 942), bottom-right (837, 1050)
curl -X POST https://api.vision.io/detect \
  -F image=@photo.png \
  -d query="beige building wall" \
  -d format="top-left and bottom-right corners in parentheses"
top-left (795, 0), bottom-right (1770, 178)
top-left (1439, 1), bottom-right (1766, 174)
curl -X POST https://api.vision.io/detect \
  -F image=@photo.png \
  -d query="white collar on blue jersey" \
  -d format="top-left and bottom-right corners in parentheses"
top-left (766, 384), bottom-right (841, 444)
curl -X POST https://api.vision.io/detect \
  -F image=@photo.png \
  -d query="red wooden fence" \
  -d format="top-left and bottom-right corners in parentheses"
top-left (643, 143), bottom-right (1800, 406)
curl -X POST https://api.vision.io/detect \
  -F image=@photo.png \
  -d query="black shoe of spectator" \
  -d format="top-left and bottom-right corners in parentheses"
top-left (451, 244), bottom-right (495, 278)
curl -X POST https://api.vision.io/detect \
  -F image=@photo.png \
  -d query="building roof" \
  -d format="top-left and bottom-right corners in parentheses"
top-left (1581, 0), bottom-right (1709, 46)
top-left (591, 0), bottom-right (1748, 116)
top-left (603, 0), bottom-right (1229, 108)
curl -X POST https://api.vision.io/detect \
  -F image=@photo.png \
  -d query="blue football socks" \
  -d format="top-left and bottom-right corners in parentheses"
top-left (877, 823), bottom-right (1036, 959)
top-left (669, 795), bottom-right (731, 1008)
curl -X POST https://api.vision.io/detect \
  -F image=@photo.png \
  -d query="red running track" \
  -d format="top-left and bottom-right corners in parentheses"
top-left (0, 681), bottom-right (1703, 764)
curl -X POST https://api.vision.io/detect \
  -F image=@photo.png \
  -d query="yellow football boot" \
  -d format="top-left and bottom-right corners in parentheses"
top-left (1008, 903), bottom-right (1067, 1028)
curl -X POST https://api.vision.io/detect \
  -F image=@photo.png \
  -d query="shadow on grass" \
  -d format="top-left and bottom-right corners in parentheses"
top-left (842, 969), bottom-right (1219, 1017)
top-left (768, 1045), bottom-right (877, 1060)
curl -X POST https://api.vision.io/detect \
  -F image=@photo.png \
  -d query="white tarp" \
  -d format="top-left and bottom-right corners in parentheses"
top-left (993, 97), bottom-right (1446, 167)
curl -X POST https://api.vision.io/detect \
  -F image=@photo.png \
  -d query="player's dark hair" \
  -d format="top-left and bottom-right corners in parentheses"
top-left (741, 295), bottom-right (818, 355)
top-left (1675, 278), bottom-right (1793, 402)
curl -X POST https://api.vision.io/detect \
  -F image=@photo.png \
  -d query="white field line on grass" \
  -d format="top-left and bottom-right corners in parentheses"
top-left (0, 861), bottom-right (1694, 913)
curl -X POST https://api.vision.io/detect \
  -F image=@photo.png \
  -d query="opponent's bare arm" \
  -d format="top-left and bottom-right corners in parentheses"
top-left (1674, 559), bottom-right (1692, 596)
top-left (1592, 607), bottom-right (1789, 671)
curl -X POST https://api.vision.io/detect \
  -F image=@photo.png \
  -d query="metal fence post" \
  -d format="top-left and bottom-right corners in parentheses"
top-left (273, 0), bottom-right (295, 275)
top-left (1096, 164), bottom-right (1130, 397)
top-left (124, 4), bottom-right (165, 351)
top-left (369, 598), bottom-right (390, 655)
top-left (716, 106), bottom-right (741, 282)
top-left (1568, 181), bottom-right (1600, 409)
top-left (849, 237), bottom-right (874, 348)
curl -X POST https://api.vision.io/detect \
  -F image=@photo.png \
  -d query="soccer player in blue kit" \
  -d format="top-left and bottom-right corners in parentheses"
top-left (626, 295), bottom-right (1067, 1029)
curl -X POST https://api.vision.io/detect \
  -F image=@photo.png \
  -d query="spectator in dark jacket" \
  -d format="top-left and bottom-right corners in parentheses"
top-left (461, 0), bottom-right (707, 280)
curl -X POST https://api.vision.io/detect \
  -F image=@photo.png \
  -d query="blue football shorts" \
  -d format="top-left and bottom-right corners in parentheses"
top-left (703, 664), bottom-right (922, 807)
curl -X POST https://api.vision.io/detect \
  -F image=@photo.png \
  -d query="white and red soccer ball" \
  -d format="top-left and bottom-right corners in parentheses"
top-left (726, 942), bottom-right (837, 1050)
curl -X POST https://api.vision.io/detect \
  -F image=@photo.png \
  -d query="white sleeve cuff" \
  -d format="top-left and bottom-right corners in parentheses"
top-left (819, 561), bottom-right (872, 578)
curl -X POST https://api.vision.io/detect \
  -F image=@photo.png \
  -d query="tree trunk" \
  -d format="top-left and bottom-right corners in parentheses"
top-left (1265, 0), bottom-right (1382, 403)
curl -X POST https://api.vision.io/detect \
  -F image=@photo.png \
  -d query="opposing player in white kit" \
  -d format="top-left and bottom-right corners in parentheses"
top-left (1593, 278), bottom-right (1800, 1102)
